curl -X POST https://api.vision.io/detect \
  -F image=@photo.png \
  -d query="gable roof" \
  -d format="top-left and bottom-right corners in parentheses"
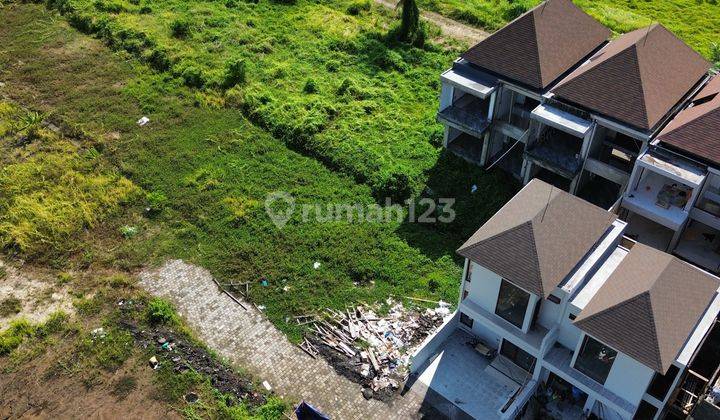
top-left (574, 244), bottom-right (719, 373)
top-left (462, 0), bottom-right (610, 91)
top-left (552, 24), bottom-right (711, 131)
top-left (457, 179), bottom-right (615, 297)
top-left (658, 76), bottom-right (720, 166)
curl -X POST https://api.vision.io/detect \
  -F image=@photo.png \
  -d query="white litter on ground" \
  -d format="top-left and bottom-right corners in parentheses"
top-left (137, 116), bottom-right (150, 126)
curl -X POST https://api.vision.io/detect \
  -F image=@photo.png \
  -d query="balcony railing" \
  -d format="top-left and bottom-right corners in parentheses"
top-left (438, 95), bottom-right (491, 138)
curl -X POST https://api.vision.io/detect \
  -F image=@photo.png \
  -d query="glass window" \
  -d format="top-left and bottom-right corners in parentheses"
top-left (500, 339), bottom-right (536, 372)
top-left (465, 262), bottom-right (473, 282)
top-left (574, 335), bottom-right (617, 384)
top-left (646, 365), bottom-right (679, 401)
top-left (495, 279), bottom-right (530, 328)
top-left (460, 312), bottom-right (473, 328)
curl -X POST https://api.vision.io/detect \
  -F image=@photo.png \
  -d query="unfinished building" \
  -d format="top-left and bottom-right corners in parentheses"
top-left (438, 0), bottom-right (720, 275)
top-left (409, 180), bottom-right (720, 420)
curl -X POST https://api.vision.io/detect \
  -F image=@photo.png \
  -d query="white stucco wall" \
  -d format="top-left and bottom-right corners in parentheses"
top-left (604, 353), bottom-right (654, 406)
top-left (537, 290), bottom-right (564, 331)
top-left (467, 262), bottom-right (503, 313)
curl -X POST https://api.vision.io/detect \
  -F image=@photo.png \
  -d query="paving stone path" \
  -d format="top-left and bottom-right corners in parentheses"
top-left (139, 260), bottom-right (431, 420)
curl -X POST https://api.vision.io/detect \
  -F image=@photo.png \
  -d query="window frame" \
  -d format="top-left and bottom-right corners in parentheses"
top-left (494, 279), bottom-right (530, 329)
top-left (500, 339), bottom-right (536, 372)
top-left (459, 312), bottom-right (474, 329)
top-left (573, 334), bottom-right (618, 385)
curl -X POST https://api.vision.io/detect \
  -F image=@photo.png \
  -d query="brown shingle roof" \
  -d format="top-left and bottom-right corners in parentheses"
top-left (457, 179), bottom-right (615, 297)
top-left (461, 0), bottom-right (610, 90)
top-left (658, 76), bottom-right (720, 166)
top-left (574, 243), bottom-right (719, 373)
top-left (552, 24), bottom-right (711, 131)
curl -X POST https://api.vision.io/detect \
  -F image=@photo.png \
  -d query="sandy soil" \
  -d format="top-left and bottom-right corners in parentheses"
top-left (0, 260), bottom-right (75, 331)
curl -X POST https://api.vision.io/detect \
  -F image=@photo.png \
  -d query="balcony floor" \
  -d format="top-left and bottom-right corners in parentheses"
top-left (544, 346), bottom-right (635, 416)
top-left (411, 329), bottom-right (522, 420)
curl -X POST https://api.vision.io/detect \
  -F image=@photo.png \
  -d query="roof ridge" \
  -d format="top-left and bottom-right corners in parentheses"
top-left (458, 220), bottom-right (537, 254)
top-left (526, 11), bottom-right (544, 89)
top-left (525, 221), bottom-right (543, 295)
top-left (663, 104), bottom-right (720, 137)
top-left (638, 292), bottom-right (663, 371)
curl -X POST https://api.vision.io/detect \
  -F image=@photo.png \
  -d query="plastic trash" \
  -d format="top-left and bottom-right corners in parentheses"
top-left (137, 116), bottom-right (150, 126)
top-left (313, 262), bottom-right (321, 269)
top-left (260, 278), bottom-right (269, 287)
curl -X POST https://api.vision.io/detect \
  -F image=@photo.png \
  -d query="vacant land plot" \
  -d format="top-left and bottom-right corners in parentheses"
top-left (0, 4), bottom-right (515, 340)
top-left (26, 0), bottom-right (502, 200)
top-left (418, 0), bottom-right (720, 60)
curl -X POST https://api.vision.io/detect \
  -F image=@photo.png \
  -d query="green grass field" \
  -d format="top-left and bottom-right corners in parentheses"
top-left (25, 0), bottom-right (498, 200)
top-left (418, 0), bottom-right (720, 61)
top-left (0, 4), bottom-right (517, 340)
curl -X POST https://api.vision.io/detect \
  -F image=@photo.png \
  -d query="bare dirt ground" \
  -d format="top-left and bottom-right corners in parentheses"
top-left (0, 259), bottom-right (75, 330)
top-left (374, 0), bottom-right (488, 45)
top-left (0, 342), bottom-right (179, 420)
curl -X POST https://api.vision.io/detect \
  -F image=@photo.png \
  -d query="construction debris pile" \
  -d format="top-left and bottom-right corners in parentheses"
top-left (298, 298), bottom-right (451, 401)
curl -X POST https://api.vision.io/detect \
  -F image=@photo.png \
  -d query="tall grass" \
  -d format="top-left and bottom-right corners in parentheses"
top-left (0, 103), bottom-right (139, 257)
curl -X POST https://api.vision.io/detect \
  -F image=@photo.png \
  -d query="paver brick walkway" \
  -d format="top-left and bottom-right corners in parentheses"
top-left (139, 260), bottom-right (431, 420)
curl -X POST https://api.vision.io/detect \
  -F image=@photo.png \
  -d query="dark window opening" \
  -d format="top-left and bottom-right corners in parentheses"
top-left (465, 262), bottom-right (473, 282)
top-left (546, 372), bottom-right (588, 408)
top-left (547, 294), bottom-right (561, 304)
top-left (568, 313), bottom-right (577, 320)
top-left (462, 290), bottom-right (469, 300)
top-left (633, 399), bottom-right (659, 420)
top-left (500, 339), bottom-right (536, 372)
top-left (460, 312), bottom-right (473, 328)
top-left (495, 279), bottom-right (530, 328)
top-left (574, 335), bottom-right (617, 384)
top-left (647, 364), bottom-right (680, 401)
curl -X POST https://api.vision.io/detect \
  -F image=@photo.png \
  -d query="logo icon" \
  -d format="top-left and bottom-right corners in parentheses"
top-left (265, 191), bottom-right (295, 229)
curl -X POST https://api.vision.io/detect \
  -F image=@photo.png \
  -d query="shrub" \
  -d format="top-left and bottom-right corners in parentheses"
top-left (0, 319), bottom-right (34, 356)
top-left (347, 0), bottom-right (371, 15)
top-left (170, 18), bottom-right (191, 38)
top-left (0, 296), bottom-right (22, 317)
top-left (146, 298), bottom-right (179, 325)
top-left (145, 190), bottom-right (168, 214)
top-left (711, 42), bottom-right (720, 67)
top-left (94, 0), bottom-right (126, 13)
top-left (68, 13), bottom-right (94, 33)
top-left (180, 66), bottom-right (205, 88)
top-left (376, 172), bottom-right (412, 202)
top-left (144, 48), bottom-right (171, 71)
top-left (119, 225), bottom-right (138, 238)
top-left (223, 59), bottom-right (247, 88)
top-left (303, 79), bottom-right (319, 94)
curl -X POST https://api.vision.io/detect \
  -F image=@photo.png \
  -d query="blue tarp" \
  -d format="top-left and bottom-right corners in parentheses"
top-left (295, 401), bottom-right (330, 420)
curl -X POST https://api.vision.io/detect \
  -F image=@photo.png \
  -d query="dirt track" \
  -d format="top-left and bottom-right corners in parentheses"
top-left (374, 0), bottom-right (488, 45)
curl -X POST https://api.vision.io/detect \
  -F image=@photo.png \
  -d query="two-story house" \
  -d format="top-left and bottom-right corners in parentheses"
top-left (437, 0), bottom-right (720, 274)
top-left (409, 179), bottom-right (720, 419)
top-left (437, 0), bottom-right (610, 180)
top-left (620, 75), bottom-right (720, 273)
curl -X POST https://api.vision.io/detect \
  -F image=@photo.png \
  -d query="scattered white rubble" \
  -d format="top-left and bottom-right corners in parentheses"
top-left (304, 298), bottom-right (452, 396)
